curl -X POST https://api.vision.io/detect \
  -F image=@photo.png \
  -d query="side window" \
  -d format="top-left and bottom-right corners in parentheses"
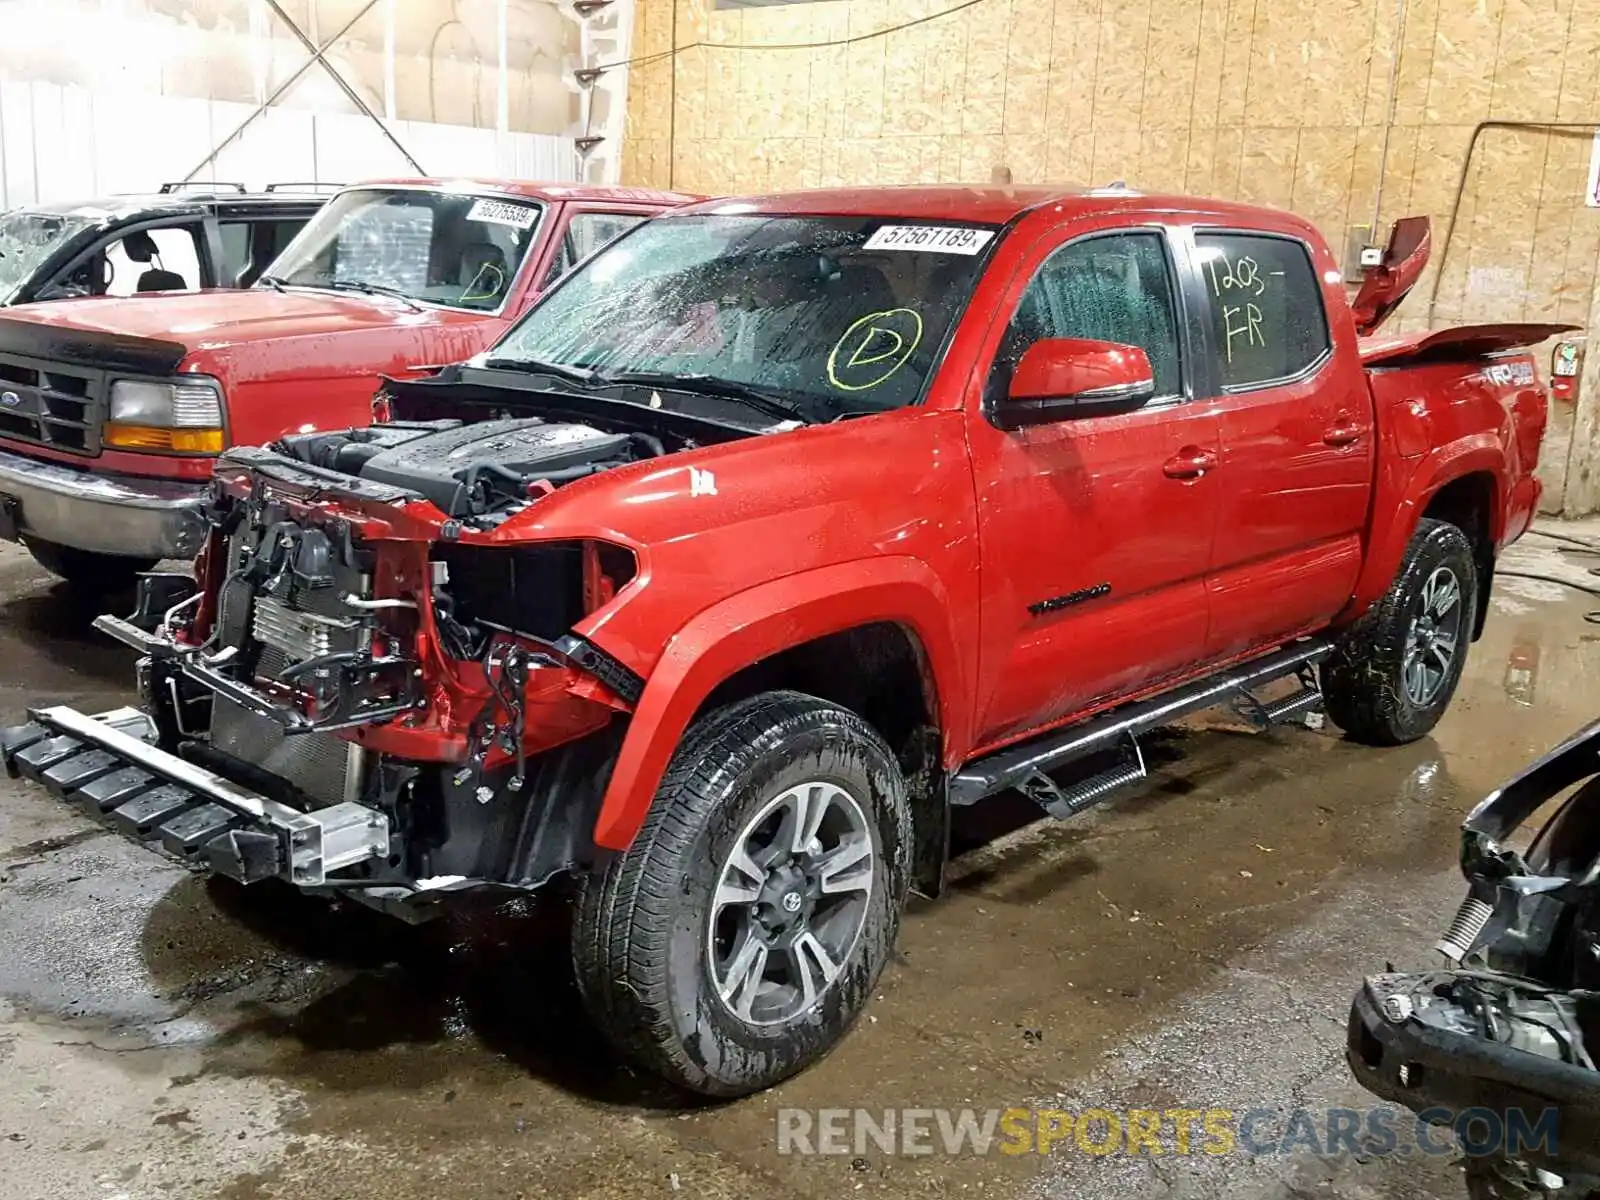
top-left (543, 211), bottom-right (647, 289)
top-left (1002, 231), bottom-right (1182, 398)
top-left (103, 226), bottom-right (202, 295)
top-left (1194, 233), bottom-right (1330, 389)
top-left (219, 219), bottom-right (308, 288)
top-left (217, 221), bottom-right (252, 285)
top-left (265, 219), bottom-right (311, 259)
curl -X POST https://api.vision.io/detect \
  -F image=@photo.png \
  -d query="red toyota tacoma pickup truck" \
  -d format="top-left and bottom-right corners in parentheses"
top-left (2, 186), bottom-right (1562, 1097)
top-left (0, 178), bottom-right (692, 588)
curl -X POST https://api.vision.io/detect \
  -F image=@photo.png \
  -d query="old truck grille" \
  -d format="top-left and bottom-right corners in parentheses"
top-left (0, 354), bottom-right (102, 455)
top-left (210, 696), bottom-right (366, 807)
top-left (252, 595), bottom-right (363, 664)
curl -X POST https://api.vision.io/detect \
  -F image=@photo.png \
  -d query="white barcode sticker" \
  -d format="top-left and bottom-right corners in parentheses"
top-left (862, 224), bottom-right (994, 255)
top-left (466, 198), bottom-right (539, 229)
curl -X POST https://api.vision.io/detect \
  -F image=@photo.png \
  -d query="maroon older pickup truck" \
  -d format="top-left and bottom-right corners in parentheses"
top-left (3, 187), bottom-right (1563, 1098)
top-left (0, 178), bottom-right (693, 587)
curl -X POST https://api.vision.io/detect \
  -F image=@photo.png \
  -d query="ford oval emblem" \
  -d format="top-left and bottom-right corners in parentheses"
top-left (0, 391), bottom-right (18, 408)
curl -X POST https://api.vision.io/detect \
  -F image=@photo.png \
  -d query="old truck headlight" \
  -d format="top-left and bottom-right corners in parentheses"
top-left (105, 377), bottom-right (225, 454)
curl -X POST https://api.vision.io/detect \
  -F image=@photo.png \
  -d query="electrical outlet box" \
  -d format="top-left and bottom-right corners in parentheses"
top-left (1344, 224), bottom-right (1377, 280)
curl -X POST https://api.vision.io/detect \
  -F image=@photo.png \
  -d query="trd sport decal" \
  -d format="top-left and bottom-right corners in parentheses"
top-left (1028, 582), bottom-right (1112, 617)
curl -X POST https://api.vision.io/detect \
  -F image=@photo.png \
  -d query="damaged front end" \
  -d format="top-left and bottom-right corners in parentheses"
top-left (1, 418), bottom-right (661, 918)
top-left (1348, 719), bottom-right (1600, 1193)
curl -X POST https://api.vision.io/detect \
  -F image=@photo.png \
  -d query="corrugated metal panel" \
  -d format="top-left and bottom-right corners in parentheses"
top-left (0, 82), bottom-right (579, 210)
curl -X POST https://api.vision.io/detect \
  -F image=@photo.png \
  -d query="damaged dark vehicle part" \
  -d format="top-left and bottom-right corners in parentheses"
top-left (0, 408), bottom-right (675, 917)
top-left (1348, 717), bottom-right (1600, 1196)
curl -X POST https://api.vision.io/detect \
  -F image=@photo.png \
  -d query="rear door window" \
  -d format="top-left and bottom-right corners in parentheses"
top-left (1193, 233), bottom-right (1330, 389)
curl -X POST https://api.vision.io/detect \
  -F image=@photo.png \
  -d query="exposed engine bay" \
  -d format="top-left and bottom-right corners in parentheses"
top-left (274, 416), bottom-right (666, 520)
top-left (0, 394), bottom-right (713, 912)
top-left (0, 372), bottom-right (785, 914)
top-left (1348, 719), bottom-right (1600, 1196)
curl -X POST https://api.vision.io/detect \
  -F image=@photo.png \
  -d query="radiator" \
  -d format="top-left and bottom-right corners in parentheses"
top-left (208, 695), bottom-right (366, 808)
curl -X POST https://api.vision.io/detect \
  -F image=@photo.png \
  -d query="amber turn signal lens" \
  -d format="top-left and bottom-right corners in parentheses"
top-left (103, 423), bottom-right (224, 454)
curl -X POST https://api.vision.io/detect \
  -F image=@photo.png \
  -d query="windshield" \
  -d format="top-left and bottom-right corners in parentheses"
top-left (0, 211), bottom-right (95, 302)
top-left (265, 188), bottom-right (543, 311)
top-left (490, 213), bottom-right (998, 420)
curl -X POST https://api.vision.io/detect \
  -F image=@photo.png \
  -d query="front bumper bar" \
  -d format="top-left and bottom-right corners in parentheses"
top-left (1348, 974), bottom-right (1600, 1174)
top-left (0, 446), bottom-right (208, 559)
top-left (1, 705), bottom-right (389, 886)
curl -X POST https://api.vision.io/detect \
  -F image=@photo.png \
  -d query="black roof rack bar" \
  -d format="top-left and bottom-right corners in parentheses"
top-left (264, 182), bottom-right (346, 192)
top-left (159, 181), bottom-right (248, 193)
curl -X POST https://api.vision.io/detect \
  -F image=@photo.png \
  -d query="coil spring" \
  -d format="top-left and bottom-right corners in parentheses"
top-left (1436, 894), bottom-right (1493, 962)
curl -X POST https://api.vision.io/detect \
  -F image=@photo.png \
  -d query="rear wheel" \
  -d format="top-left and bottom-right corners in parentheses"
top-left (1323, 518), bottom-right (1477, 745)
top-left (572, 691), bottom-right (911, 1097)
top-left (23, 537), bottom-right (157, 592)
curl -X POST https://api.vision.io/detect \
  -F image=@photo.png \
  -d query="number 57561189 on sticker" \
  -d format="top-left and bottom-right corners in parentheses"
top-left (863, 224), bottom-right (995, 254)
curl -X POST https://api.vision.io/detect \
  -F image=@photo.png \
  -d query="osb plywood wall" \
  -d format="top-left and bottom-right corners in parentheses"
top-left (620, 0), bottom-right (1600, 510)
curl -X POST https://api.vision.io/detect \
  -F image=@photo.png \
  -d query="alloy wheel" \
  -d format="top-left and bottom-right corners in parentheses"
top-left (1402, 565), bottom-right (1463, 707)
top-left (707, 780), bottom-right (875, 1027)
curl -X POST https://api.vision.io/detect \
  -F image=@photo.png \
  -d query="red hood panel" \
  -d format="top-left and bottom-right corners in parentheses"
top-left (2, 288), bottom-right (488, 350)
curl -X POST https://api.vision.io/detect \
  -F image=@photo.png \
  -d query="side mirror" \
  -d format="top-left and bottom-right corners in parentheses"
top-left (991, 337), bottom-right (1156, 429)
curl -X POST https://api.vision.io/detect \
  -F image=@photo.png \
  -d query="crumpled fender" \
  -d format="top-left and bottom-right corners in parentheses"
top-left (590, 556), bottom-right (968, 852)
top-left (1341, 432), bottom-right (1506, 622)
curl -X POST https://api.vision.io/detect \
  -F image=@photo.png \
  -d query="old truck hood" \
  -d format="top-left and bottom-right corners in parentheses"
top-left (0, 287), bottom-right (485, 351)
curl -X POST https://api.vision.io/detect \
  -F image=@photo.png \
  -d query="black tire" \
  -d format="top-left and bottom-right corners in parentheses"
top-left (1323, 517), bottom-right (1478, 746)
top-left (23, 537), bottom-right (157, 591)
top-left (573, 690), bottom-right (912, 1097)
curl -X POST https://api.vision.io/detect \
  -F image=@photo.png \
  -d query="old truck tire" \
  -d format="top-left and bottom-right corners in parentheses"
top-left (572, 691), bottom-right (912, 1097)
top-left (1323, 517), bottom-right (1478, 746)
top-left (23, 537), bottom-right (157, 592)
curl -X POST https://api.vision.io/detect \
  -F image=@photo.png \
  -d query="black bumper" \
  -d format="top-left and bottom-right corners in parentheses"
top-left (1347, 975), bottom-right (1600, 1174)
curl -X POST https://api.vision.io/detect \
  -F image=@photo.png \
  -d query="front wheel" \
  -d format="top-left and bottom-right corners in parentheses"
top-left (572, 691), bottom-right (912, 1097)
top-left (1323, 518), bottom-right (1478, 746)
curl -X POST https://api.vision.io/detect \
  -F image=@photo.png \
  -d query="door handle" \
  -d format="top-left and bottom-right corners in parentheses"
top-left (1322, 416), bottom-right (1368, 447)
top-left (1162, 447), bottom-right (1218, 479)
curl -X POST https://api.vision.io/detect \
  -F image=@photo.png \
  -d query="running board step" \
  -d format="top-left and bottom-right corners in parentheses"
top-left (1260, 687), bottom-right (1324, 725)
top-left (1232, 663), bottom-right (1323, 730)
top-left (1021, 742), bottom-right (1148, 822)
top-left (950, 638), bottom-right (1332, 807)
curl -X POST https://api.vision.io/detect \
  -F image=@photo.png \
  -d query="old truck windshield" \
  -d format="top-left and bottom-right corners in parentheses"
top-left (492, 213), bottom-right (998, 420)
top-left (0, 211), bottom-right (93, 302)
top-left (267, 188), bottom-right (542, 312)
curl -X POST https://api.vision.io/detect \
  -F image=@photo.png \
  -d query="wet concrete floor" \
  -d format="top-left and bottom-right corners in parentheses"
top-left (3, 526), bottom-right (1600, 1200)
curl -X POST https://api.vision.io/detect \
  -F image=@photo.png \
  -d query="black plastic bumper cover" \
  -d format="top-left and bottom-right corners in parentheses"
top-left (1347, 977), bottom-right (1600, 1173)
top-left (2, 709), bottom-right (283, 882)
